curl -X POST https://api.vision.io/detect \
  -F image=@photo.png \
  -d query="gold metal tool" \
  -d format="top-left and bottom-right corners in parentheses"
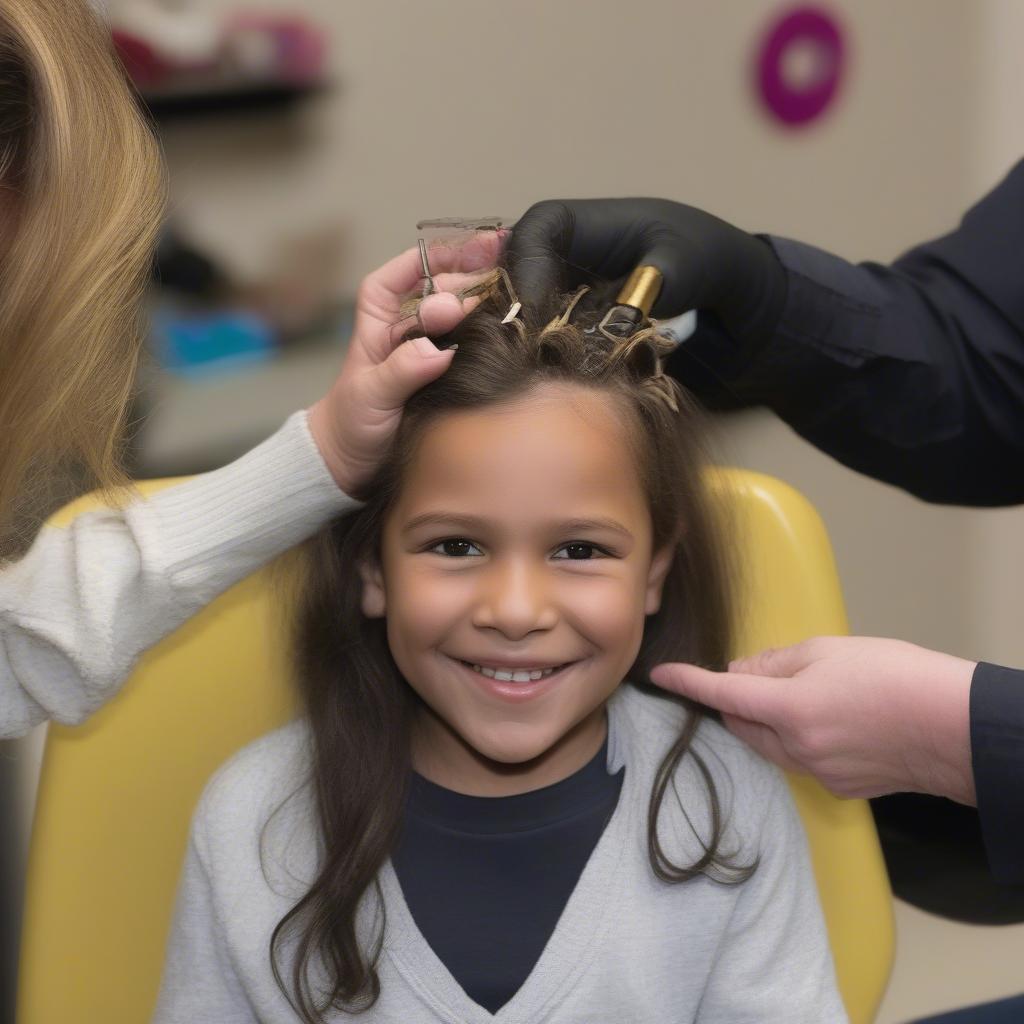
top-left (595, 265), bottom-right (664, 339)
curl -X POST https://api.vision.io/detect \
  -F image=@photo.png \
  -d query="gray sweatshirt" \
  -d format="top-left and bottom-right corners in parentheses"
top-left (154, 685), bottom-right (848, 1023)
top-left (0, 411), bottom-right (354, 738)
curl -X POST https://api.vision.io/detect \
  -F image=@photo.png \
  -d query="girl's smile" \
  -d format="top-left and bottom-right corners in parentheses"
top-left (359, 383), bottom-right (675, 796)
top-left (448, 654), bottom-right (585, 703)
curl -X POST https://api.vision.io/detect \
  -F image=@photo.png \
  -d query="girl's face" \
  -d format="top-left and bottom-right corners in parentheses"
top-left (361, 384), bottom-right (674, 795)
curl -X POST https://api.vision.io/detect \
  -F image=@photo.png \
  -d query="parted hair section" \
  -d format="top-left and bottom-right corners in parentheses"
top-left (269, 271), bottom-right (753, 1022)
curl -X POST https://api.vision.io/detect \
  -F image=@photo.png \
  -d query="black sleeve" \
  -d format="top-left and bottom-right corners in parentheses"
top-left (669, 158), bottom-right (1024, 506)
top-left (970, 662), bottom-right (1024, 885)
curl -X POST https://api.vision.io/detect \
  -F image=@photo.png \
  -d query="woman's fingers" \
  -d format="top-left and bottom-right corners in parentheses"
top-left (416, 291), bottom-right (472, 336)
top-left (649, 662), bottom-right (787, 726)
top-left (361, 235), bottom-right (502, 321)
top-left (729, 638), bottom-right (837, 677)
top-left (358, 262), bottom-right (498, 366)
top-left (721, 713), bottom-right (805, 774)
top-left (382, 289), bottom-right (484, 354)
top-left (367, 334), bottom-right (455, 414)
top-left (310, 237), bottom-right (502, 497)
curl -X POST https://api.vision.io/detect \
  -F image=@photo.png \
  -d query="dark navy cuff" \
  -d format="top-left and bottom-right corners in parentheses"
top-left (971, 662), bottom-right (1024, 885)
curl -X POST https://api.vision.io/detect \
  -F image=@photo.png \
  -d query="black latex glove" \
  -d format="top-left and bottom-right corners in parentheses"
top-left (506, 198), bottom-right (787, 351)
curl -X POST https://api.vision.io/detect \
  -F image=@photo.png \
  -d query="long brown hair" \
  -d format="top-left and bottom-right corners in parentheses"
top-left (0, 0), bottom-right (167, 556)
top-left (273, 273), bottom-right (751, 1020)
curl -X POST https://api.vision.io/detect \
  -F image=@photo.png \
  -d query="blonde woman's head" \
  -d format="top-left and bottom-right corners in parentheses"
top-left (0, 0), bottom-right (167, 557)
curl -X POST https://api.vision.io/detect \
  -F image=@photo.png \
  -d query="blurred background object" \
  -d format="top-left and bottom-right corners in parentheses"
top-left (754, 6), bottom-right (846, 126)
top-left (110, 0), bottom-right (327, 115)
top-left (6, 2), bottom-right (1024, 1023)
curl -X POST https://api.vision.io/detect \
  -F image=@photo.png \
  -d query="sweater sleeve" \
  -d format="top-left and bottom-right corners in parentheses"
top-left (695, 768), bottom-right (849, 1024)
top-left (0, 410), bottom-right (356, 738)
top-left (669, 158), bottom-right (1024, 506)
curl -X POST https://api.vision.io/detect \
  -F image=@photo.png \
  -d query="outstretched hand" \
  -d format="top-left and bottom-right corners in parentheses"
top-left (649, 636), bottom-right (978, 805)
top-left (307, 237), bottom-right (499, 497)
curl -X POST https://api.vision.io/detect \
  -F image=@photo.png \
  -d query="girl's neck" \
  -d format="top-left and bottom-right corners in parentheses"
top-left (411, 704), bottom-right (610, 797)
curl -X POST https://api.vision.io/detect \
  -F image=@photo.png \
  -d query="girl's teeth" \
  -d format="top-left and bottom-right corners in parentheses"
top-left (470, 664), bottom-right (557, 682)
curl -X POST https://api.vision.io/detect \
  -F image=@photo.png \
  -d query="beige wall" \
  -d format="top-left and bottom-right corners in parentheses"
top-left (162, 0), bottom-right (992, 658)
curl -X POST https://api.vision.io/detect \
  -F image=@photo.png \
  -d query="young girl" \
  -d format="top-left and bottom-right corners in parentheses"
top-left (154, 268), bottom-right (848, 1023)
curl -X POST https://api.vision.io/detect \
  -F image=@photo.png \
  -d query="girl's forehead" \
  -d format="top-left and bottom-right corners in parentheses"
top-left (393, 387), bottom-right (650, 526)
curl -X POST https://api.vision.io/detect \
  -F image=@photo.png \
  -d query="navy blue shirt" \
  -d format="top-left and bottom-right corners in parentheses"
top-left (391, 738), bottom-right (624, 1014)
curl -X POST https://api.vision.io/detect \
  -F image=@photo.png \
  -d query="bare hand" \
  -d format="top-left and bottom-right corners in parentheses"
top-left (307, 236), bottom-right (500, 496)
top-left (649, 636), bottom-right (977, 805)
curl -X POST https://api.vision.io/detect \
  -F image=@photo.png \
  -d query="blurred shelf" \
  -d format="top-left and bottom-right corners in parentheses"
top-left (140, 81), bottom-right (326, 121)
top-left (136, 321), bottom-right (351, 478)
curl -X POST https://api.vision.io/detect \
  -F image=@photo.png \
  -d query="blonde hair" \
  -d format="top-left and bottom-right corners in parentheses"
top-left (0, 0), bottom-right (167, 556)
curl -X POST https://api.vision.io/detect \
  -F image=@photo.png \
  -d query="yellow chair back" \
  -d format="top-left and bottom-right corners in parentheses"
top-left (17, 470), bottom-right (893, 1023)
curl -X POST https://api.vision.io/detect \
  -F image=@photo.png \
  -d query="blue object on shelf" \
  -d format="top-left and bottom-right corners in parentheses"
top-left (153, 308), bottom-right (277, 377)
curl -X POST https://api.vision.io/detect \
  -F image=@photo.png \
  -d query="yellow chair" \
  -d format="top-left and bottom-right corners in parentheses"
top-left (17, 470), bottom-right (894, 1023)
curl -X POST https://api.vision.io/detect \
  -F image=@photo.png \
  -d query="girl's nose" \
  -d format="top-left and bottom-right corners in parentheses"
top-left (472, 558), bottom-right (558, 639)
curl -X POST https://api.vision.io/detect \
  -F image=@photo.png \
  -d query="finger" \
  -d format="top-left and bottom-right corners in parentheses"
top-left (417, 292), bottom-right (471, 337)
top-left (382, 291), bottom-right (484, 355)
top-left (384, 271), bottom-right (491, 334)
top-left (454, 230), bottom-right (506, 271)
top-left (421, 269), bottom-right (493, 299)
top-left (429, 270), bottom-right (485, 292)
top-left (506, 201), bottom-right (576, 307)
top-left (366, 335), bottom-right (455, 413)
top-left (364, 236), bottom-right (502, 320)
top-left (729, 639), bottom-right (825, 679)
top-left (648, 663), bottom-right (784, 724)
top-left (720, 713), bottom-right (805, 774)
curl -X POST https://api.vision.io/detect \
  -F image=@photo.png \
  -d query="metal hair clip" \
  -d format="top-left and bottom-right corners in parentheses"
top-left (418, 238), bottom-right (436, 298)
top-left (501, 301), bottom-right (522, 324)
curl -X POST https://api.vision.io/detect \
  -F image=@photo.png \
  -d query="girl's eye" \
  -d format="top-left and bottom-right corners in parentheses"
top-left (428, 538), bottom-right (482, 557)
top-left (552, 542), bottom-right (607, 560)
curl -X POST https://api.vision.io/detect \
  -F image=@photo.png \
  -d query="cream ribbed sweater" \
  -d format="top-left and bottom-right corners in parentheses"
top-left (0, 411), bottom-right (355, 738)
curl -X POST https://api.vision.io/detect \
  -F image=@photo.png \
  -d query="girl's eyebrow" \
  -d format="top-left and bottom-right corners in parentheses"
top-left (401, 511), bottom-right (634, 539)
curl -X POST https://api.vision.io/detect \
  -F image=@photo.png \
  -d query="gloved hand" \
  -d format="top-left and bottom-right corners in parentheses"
top-left (506, 198), bottom-right (787, 350)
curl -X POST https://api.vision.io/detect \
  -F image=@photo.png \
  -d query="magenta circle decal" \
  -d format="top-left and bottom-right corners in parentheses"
top-left (756, 6), bottom-right (846, 127)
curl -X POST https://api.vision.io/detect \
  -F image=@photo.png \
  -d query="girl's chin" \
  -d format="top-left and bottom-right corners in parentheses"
top-left (455, 717), bottom-right (606, 791)
top-left (464, 729), bottom-right (562, 770)
top-left (412, 696), bottom-right (610, 792)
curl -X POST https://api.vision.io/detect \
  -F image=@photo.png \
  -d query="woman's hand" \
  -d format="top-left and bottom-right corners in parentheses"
top-left (649, 636), bottom-right (978, 805)
top-left (307, 237), bottom-right (499, 496)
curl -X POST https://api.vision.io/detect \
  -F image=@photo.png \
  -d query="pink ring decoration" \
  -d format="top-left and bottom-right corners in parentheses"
top-left (756, 7), bottom-right (845, 127)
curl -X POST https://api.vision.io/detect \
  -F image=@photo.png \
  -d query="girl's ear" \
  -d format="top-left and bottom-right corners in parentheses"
top-left (358, 560), bottom-right (387, 618)
top-left (644, 544), bottom-right (676, 615)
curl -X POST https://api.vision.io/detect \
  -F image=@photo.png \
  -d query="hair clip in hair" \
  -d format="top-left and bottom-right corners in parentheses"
top-left (540, 286), bottom-right (590, 337)
top-left (501, 301), bottom-right (521, 324)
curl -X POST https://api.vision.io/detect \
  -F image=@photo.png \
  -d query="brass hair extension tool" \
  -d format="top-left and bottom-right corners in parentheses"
top-left (592, 265), bottom-right (664, 339)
